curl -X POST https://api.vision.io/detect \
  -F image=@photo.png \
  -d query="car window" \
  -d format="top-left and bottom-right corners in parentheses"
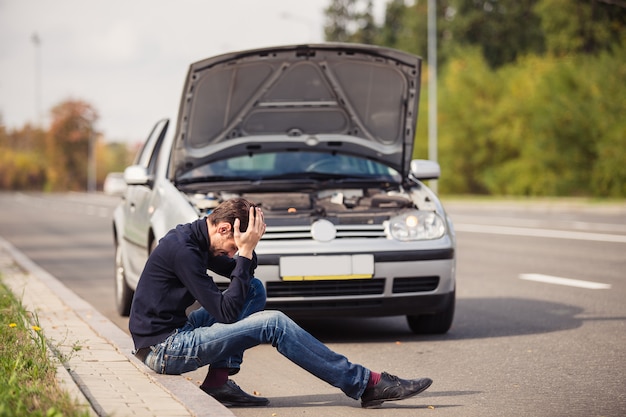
top-left (146, 128), bottom-right (166, 176)
top-left (178, 151), bottom-right (400, 181)
top-left (134, 119), bottom-right (169, 168)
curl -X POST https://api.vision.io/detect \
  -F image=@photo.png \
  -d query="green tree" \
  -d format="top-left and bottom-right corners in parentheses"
top-left (324, 0), bottom-right (380, 43)
top-left (379, 0), bottom-right (407, 47)
top-left (528, 47), bottom-right (626, 197)
top-left (437, 48), bottom-right (501, 194)
top-left (534, 0), bottom-right (626, 56)
top-left (438, 0), bottom-right (625, 67)
top-left (436, 47), bottom-right (626, 197)
top-left (385, 0), bottom-right (428, 57)
top-left (357, 0), bottom-right (378, 44)
top-left (322, 0), bottom-right (626, 197)
top-left (324, 0), bottom-right (359, 41)
top-left (441, 0), bottom-right (545, 68)
top-left (590, 47), bottom-right (626, 197)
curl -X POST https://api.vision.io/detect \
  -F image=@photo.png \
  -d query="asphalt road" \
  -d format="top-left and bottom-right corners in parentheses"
top-left (0, 192), bottom-right (624, 417)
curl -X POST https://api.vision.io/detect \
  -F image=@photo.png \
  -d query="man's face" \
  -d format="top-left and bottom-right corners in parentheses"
top-left (209, 222), bottom-right (238, 258)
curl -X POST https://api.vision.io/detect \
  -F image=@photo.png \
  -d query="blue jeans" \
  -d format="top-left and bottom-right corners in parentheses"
top-left (143, 278), bottom-right (370, 399)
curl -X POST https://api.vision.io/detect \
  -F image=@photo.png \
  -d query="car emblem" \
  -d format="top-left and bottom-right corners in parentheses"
top-left (310, 219), bottom-right (336, 242)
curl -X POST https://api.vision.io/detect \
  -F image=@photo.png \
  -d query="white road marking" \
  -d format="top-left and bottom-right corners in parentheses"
top-left (454, 223), bottom-right (626, 244)
top-left (519, 273), bottom-right (612, 289)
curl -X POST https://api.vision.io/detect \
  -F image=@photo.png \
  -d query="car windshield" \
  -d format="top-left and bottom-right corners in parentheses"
top-left (177, 151), bottom-right (401, 183)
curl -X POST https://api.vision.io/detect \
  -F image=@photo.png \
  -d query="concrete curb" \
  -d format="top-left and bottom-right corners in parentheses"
top-left (0, 236), bottom-right (234, 417)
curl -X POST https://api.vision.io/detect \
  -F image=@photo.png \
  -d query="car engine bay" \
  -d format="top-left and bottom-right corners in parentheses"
top-left (189, 189), bottom-right (417, 225)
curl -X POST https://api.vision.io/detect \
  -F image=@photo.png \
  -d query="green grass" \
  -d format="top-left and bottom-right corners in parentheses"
top-left (0, 279), bottom-right (91, 417)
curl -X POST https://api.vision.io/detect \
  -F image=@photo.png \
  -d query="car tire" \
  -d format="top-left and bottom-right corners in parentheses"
top-left (114, 239), bottom-right (134, 316)
top-left (406, 290), bottom-right (455, 334)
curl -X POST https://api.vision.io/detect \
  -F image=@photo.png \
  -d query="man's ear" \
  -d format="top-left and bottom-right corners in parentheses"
top-left (217, 222), bottom-right (232, 235)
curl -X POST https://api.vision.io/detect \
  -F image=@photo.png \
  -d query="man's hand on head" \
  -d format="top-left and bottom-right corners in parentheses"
top-left (233, 206), bottom-right (266, 260)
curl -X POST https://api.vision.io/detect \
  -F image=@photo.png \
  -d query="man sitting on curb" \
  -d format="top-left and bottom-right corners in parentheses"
top-left (129, 198), bottom-right (432, 408)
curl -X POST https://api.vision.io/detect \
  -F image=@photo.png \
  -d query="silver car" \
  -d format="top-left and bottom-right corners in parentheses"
top-left (113, 43), bottom-right (456, 334)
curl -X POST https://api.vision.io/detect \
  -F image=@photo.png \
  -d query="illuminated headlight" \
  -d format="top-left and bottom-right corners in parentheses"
top-left (386, 210), bottom-right (445, 241)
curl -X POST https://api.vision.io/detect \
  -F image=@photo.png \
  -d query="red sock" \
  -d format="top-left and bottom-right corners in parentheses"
top-left (367, 371), bottom-right (381, 387)
top-left (201, 367), bottom-right (229, 388)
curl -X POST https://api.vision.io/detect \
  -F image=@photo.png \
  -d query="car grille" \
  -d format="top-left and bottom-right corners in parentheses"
top-left (266, 279), bottom-right (384, 297)
top-left (269, 298), bottom-right (384, 310)
top-left (217, 276), bottom-right (440, 298)
top-left (392, 276), bottom-right (440, 293)
top-left (263, 224), bottom-right (385, 240)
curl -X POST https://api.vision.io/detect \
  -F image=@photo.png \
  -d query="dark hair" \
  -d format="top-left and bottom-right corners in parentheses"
top-left (207, 198), bottom-right (255, 234)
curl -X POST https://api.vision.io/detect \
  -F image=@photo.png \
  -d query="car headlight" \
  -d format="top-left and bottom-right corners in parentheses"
top-left (385, 210), bottom-right (446, 241)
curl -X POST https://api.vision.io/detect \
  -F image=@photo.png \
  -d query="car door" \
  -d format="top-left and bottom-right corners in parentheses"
top-left (123, 119), bottom-right (169, 279)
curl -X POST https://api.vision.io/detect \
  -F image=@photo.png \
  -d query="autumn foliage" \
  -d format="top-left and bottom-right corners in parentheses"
top-left (0, 99), bottom-right (133, 192)
top-left (45, 100), bottom-right (98, 191)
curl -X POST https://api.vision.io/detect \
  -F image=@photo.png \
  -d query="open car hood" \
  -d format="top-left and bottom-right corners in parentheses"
top-left (171, 43), bottom-right (422, 180)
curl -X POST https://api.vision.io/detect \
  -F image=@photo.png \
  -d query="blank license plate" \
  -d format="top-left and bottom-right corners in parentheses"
top-left (280, 255), bottom-right (374, 281)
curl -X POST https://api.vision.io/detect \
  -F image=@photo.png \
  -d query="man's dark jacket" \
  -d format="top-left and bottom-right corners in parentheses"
top-left (129, 217), bottom-right (257, 349)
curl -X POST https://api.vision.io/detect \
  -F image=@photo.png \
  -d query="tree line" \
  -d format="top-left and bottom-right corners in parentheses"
top-left (1, 0), bottom-right (624, 196)
top-left (324, 0), bottom-right (625, 197)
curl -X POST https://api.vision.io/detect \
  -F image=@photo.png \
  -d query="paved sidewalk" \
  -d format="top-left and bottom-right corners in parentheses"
top-left (0, 236), bottom-right (234, 417)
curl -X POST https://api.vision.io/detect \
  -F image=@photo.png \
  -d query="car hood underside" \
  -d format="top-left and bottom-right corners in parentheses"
top-left (171, 43), bottom-right (422, 180)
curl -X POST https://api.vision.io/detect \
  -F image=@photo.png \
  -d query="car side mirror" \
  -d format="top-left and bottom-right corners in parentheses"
top-left (103, 172), bottom-right (127, 196)
top-left (123, 165), bottom-right (151, 186)
top-left (409, 159), bottom-right (440, 180)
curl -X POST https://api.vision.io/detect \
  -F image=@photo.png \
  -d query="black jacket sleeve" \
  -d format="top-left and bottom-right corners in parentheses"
top-left (174, 245), bottom-right (255, 323)
top-left (209, 252), bottom-right (258, 279)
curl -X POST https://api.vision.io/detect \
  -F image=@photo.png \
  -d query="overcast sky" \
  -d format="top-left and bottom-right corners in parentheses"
top-left (0, 0), bottom-right (386, 143)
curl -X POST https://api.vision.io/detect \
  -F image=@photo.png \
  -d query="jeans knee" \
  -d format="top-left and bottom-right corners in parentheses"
top-left (239, 278), bottom-right (267, 320)
top-left (250, 278), bottom-right (266, 302)
top-left (256, 310), bottom-right (300, 347)
top-left (260, 310), bottom-right (292, 329)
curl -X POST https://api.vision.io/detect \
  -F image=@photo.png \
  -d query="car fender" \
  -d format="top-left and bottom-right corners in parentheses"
top-left (149, 179), bottom-right (200, 248)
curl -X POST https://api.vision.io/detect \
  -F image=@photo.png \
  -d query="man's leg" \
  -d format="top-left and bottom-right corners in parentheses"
top-left (197, 310), bottom-right (433, 408)
top-left (186, 277), bottom-right (266, 372)
top-left (186, 278), bottom-right (266, 327)
top-left (198, 278), bottom-right (266, 393)
top-left (152, 309), bottom-right (432, 407)
top-left (170, 310), bottom-right (370, 399)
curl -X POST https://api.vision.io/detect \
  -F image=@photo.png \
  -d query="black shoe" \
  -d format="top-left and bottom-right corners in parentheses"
top-left (200, 379), bottom-right (269, 407)
top-left (361, 372), bottom-right (432, 408)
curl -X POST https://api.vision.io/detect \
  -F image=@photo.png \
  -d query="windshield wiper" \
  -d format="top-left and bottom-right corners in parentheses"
top-left (261, 172), bottom-right (373, 181)
top-left (176, 172), bottom-right (391, 189)
top-left (176, 175), bottom-right (251, 185)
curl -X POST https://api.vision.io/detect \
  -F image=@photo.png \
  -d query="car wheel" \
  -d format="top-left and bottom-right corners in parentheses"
top-left (406, 290), bottom-right (455, 334)
top-left (114, 239), bottom-right (134, 316)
